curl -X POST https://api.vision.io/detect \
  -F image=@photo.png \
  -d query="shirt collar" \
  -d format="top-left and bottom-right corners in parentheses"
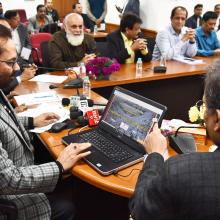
top-left (121, 32), bottom-right (132, 43)
top-left (170, 24), bottom-right (184, 36)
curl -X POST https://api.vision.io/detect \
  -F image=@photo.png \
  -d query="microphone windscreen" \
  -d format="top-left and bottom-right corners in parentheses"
top-left (62, 98), bottom-right (70, 106)
top-left (70, 110), bottom-right (83, 120)
top-left (77, 116), bottom-right (88, 126)
top-left (87, 99), bottom-right (94, 107)
top-left (49, 84), bottom-right (59, 89)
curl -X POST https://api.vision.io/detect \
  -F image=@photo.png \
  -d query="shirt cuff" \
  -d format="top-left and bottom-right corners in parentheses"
top-left (28, 117), bottom-right (34, 129)
top-left (55, 160), bottom-right (64, 181)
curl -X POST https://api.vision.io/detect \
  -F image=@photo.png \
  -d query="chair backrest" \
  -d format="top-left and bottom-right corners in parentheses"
top-left (146, 37), bottom-right (156, 55)
top-left (96, 41), bottom-right (109, 57)
top-left (16, 9), bottom-right (28, 25)
top-left (40, 41), bottom-right (51, 69)
top-left (30, 33), bottom-right (52, 65)
top-left (39, 23), bottom-right (61, 34)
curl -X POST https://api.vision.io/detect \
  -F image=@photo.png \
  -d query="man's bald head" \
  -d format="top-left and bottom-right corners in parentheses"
top-left (64, 13), bottom-right (83, 30)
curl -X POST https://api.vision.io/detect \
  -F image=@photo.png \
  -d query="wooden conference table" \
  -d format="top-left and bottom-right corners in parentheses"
top-left (15, 71), bottom-right (212, 198)
top-left (90, 56), bottom-right (216, 121)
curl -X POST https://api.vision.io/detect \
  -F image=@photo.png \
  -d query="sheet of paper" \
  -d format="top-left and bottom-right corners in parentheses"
top-left (173, 56), bottom-right (204, 65)
top-left (17, 103), bottom-right (69, 133)
top-left (15, 91), bottom-right (60, 106)
top-left (30, 75), bottom-right (68, 83)
top-left (20, 47), bottom-right (31, 60)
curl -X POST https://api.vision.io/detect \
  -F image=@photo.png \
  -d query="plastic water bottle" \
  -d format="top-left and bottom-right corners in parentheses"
top-left (80, 62), bottom-right (86, 79)
top-left (83, 76), bottom-right (91, 99)
top-left (93, 25), bottom-right (97, 34)
top-left (136, 58), bottom-right (143, 78)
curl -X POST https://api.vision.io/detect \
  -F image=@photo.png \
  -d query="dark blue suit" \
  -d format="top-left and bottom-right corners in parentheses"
top-left (185, 15), bottom-right (202, 29)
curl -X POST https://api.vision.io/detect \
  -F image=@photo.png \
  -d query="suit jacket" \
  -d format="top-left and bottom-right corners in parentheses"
top-left (130, 151), bottom-right (220, 220)
top-left (123, 0), bottom-right (140, 17)
top-left (107, 30), bottom-right (152, 64)
top-left (16, 23), bottom-right (33, 66)
top-left (0, 90), bottom-right (60, 219)
top-left (46, 8), bottom-right (59, 23)
top-left (49, 30), bottom-right (96, 69)
top-left (185, 15), bottom-right (202, 29)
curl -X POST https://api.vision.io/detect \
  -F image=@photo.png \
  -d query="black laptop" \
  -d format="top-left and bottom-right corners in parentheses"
top-left (62, 87), bottom-right (167, 175)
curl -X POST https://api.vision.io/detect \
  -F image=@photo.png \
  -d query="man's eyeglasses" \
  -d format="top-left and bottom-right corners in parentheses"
top-left (0, 59), bottom-right (17, 68)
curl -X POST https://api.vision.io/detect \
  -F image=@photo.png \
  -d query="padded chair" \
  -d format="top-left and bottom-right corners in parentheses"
top-left (40, 41), bottom-right (51, 70)
top-left (39, 23), bottom-right (61, 34)
top-left (0, 199), bottom-right (18, 220)
top-left (30, 33), bottom-right (52, 65)
top-left (96, 41), bottom-right (109, 57)
top-left (16, 9), bottom-right (28, 26)
top-left (146, 37), bottom-right (156, 55)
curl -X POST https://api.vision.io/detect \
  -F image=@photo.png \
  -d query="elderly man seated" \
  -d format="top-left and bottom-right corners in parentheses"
top-left (48, 13), bottom-right (96, 69)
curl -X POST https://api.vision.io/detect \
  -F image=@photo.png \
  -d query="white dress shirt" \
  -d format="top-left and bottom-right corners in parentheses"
top-left (11, 28), bottom-right (21, 54)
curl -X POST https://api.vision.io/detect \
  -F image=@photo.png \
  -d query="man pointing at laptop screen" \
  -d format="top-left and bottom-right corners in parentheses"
top-left (130, 59), bottom-right (220, 219)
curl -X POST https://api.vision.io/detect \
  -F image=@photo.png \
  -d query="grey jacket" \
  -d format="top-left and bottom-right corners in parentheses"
top-left (0, 90), bottom-right (60, 219)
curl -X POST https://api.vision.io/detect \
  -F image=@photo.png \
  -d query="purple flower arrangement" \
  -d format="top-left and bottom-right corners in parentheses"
top-left (86, 57), bottom-right (120, 79)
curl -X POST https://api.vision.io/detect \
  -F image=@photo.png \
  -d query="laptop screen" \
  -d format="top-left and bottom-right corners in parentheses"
top-left (101, 89), bottom-right (164, 145)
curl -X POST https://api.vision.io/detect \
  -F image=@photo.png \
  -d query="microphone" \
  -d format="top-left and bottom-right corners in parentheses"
top-left (62, 98), bottom-right (70, 106)
top-left (168, 126), bottom-right (202, 154)
top-left (87, 99), bottom-right (107, 107)
top-left (77, 109), bottom-right (100, 127)
top-left (22, 64), bottom-right (65, 71)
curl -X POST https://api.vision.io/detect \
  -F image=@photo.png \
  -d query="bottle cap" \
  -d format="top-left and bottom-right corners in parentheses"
top-left (84, 76), bottom-right (89, 81)
top-left (137, 58), bottom-right (142, 62)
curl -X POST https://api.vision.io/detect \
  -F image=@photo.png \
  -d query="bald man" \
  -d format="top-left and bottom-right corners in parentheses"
top-left (49, 13), bottom-right (96, 69)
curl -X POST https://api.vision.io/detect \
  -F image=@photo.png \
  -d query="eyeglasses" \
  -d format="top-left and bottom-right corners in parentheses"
top-left (0, 59), bottom-right (17, 68)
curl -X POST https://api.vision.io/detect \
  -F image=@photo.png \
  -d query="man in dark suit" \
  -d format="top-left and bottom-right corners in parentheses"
top-left (107, 13), bottom-right (151, 64)
top-left (0, 24), bottom-right (91, 219)
top-left (185, 4), bottom-right (203, 29)
top-left (130, 59), bottom-right (220, 219)
top-left (45, 0), bottom-right (59, 23)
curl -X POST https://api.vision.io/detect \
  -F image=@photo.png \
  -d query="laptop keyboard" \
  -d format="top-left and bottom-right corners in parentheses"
top-left (79, 130), bottom-right (133, 163)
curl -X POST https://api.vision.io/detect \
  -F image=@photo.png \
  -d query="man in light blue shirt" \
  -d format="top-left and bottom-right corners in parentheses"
top-left (153, 6), bottom-right (197, 60)
top-left (196, 11), bottom-right (220, 57)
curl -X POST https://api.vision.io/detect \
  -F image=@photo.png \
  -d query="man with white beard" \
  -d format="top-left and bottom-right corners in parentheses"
top-left (49, 13), bottom-right (96, 69)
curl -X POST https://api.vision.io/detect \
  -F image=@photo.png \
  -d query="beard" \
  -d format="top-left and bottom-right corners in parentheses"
top-left (66, 32), bottom-right (84, 46)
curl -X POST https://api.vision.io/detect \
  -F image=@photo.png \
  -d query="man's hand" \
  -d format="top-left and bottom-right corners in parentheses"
top-left (214, 49), bottom-right (220, 56)
top-left (21, 64), bottom-right (37, 82)
top-left (57, 143), bottom-right (91, 171)
top-left (15, 104), bottom-right (28, 113)
top-left (182, 28), bottom-right (195, 42)
top-left (131, 38), bottom-right (147, 51)
top-left (82, 53), bottom-right (96, 64)
top-left (144, 123), bottom-right (168, 156)
top-left (96, 18), bottom-right (102, 26)
top-left (34, 112), bottom-right (60, 127)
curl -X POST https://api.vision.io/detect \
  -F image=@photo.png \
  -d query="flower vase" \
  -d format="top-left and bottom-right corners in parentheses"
top-left (96, 74), bottom-right (111, 80)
